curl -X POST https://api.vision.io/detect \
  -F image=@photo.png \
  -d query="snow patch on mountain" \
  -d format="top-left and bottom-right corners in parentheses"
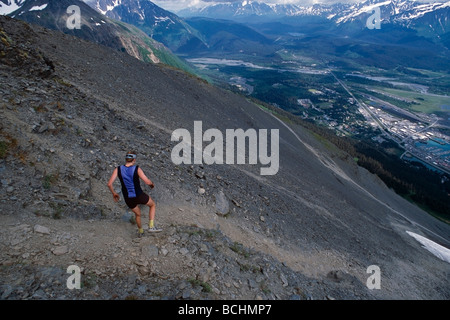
top-left (86, 0), bottom-right (123, 16)
top-left (29, 3), bottom-right (48, 12)
top-left (0, 0), bottom-right (25, 15)
top-left (407, 231), bottom-right (450, 264)
top-left (336, 1), bottom-right (392, 24)
top-left (395, 1), bottom-right (450, 20)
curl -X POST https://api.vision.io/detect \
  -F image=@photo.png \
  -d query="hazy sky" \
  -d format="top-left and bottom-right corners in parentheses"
top-left (151, 0), bottom-right (439, 13)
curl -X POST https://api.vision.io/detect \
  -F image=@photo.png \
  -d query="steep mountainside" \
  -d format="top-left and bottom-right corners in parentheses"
top-left (0, 15), bottom-right (449, 300)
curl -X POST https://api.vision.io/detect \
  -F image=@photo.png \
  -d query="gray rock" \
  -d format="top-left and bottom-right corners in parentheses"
top-left (326, 270), bottom-right (355, 284)
top-left (32, 289), bottom-right (47, 299)
top-left (182, 289), bottom-right (191, 299)
top-left (52, 246), bottom-right (69, 256)
top-left (138, 284), bottom-right (147, 294)
top-left (38, 122), bottom-right (55, 133)
top-left (1, 285), bottom-right (13, 299)
top-left (280, 273), bottom-right (288, 287)
top-left (215, 190), bottom-right (230, 216)
top-left (34, 225), bottom-right (50, 235)
top-left (142, 244), bottom-right (159, 258)
top-left (179, 247), bottom-right (189, 256)
top-left (248, 279), bottom-right (258, 289)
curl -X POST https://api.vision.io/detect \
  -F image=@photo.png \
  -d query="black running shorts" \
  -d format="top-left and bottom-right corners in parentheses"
top-left (124, 192), bottom-right (150, 209)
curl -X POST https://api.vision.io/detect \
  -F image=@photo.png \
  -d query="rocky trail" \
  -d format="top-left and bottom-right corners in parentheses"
top-left (0, 203), bottom-right (373, 300)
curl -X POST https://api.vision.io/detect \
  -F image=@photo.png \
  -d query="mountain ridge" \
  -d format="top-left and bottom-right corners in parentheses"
top-left (178, 0), bottom-right (450, 58)
top-left (83, 0), bottom-right (208, 53)
top-left (178, 0), bottom-right (450, 34)
top-left (1, 0), bottom-right (195, 72)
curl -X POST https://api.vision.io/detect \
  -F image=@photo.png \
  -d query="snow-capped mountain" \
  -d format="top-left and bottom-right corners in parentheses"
top-left (325, 0), bottom-right (450, 36)
top-left (83, 0), bottom-right (122, 16)
top-left (331, 0), bottom-right (417, 24)
top-left (3, 0), bottom-right (116, 35)
top-left (178, 1), bottom-right (307, 20)
top-left (83, 0), bottom-right (207, 53)
top-left (0, 0), bottom-right (26, 15)
top-left (3, 0), bottom-right (449, 53)
top-left (6, 1), bottom-right (448, 32)
top-left (391, 0), bottom-right (450, 33)
top-left (1, 0), bottom-right (207, 53)
top-left (179, 0), bottom-right (450, 29)
top-left (330, 0), bottom-right (450, 25)
top-left (1, 0), bottom-right (194, 71)
top-left (84, 0), bottom-right (180, 26)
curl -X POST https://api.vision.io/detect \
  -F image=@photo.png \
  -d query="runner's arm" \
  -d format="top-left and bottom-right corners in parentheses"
top-left (138, 167), bottom-right (154, 188)
top-left (107, 168), bottom-right (120, 201)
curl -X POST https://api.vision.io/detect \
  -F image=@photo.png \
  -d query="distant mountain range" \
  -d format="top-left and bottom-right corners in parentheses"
top-left (3, 0), bottom-right (449, 33)
top-left (178, 0), bottom-right (450, 54)
top-left (179, 0), bottom-right (450, 32)
top-left (2, 0), bottom-right (449, 64)
top-left (179, 0), bottom-right (449, 23)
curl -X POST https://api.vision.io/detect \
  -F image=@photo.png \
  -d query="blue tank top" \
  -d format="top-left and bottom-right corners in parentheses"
top-left (117, 165), bottom-right (143, 199)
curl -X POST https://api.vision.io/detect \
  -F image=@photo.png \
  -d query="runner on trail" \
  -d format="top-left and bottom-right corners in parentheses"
top-left (107, 152), bottom-right (162, 236)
